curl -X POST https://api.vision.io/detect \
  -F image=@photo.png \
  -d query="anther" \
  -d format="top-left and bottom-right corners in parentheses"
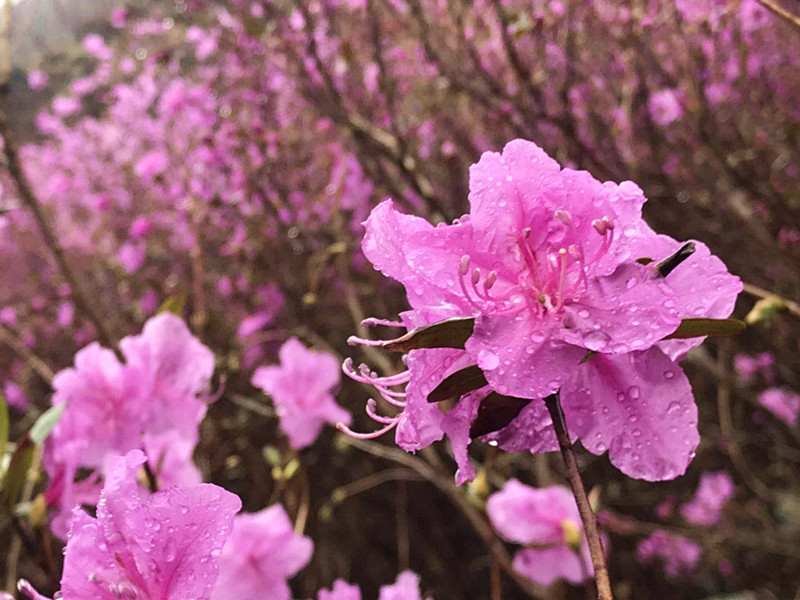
top-left (485, 270), bottom-right (497, 290)
top-left (602, 215), bottom-right (614, 230)
top-left (459, 255), bottom-right (471, 275)
top-left (554, 209), bottom-right (572, 226)
top-left (592, 219), bottom-right (607, 235)
top-left (471, 268), bottom-right (481, 286)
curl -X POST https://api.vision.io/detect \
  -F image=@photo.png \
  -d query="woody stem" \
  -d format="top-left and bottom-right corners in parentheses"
top-left (544, 392), bottom-right (613, 600)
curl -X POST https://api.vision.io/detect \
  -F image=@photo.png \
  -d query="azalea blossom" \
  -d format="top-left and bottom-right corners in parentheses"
top-left (19, 450), bottom-right (241, 600)
top-left (211, 504), bottom-right (313, 600)
top-left (318, 580), bottom-right (362, 600)
top-left (636, 530), bottom-right (702, 577)
top-left (379, 571), bottom-right (432, 600)
top-left (252, 337), bottom-right (350, 449)
top-left (757, 388), bottom-right (800, 426)
top-left (44, 313), bottom-right (215, 537)
top-left (345, 139), bottom-right (740, 482)
top-left (487, 480), bottom-right (594, 586)
top-left (680, 471), bottom-right (735, 526)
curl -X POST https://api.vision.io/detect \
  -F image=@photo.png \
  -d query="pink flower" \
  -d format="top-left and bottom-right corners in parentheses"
top-left (734, 352), bottom-right (774, 382)
top-left (487, 480), bottom-right (594, 586)
top-left (636, 530), bottom-right (702, 577)
top-left (378, 571), bottom-right (432, 600)
top-left (211, 505), bottom-right (313, 600)
top-left (135, 150), bottom-right (170, 180)
top-left (52, 96), bottom-right (81, 117)
top-left (83, 34), bottom-right (113, 61)
top-left (252, 338), bottom-right (350, 449)
top-left (44, 314), bottom-right (215, 535)
top-left (648, 89), bottom-right (684, 126)
top-left (2, 381), bottom-right (27, 410)
top-left (347, 140), bottom-right (740, 481)
top-left (318, 581), bottom-right (362, 600)
top-left (680, 471), bottom-right (734, 526)
top-left (758, 388), bottom-right (800, 426)
top-left (20, 450), bottom-right (241, 600)
top-left (27, 70), bottom-right (49, 90)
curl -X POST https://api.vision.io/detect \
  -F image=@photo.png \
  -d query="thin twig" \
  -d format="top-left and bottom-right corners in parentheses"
top-left (343, 436), bottom-right (549, 599)
top-left (0, 108), bottom-right (121, 357)
top-left (755, 0), bottom-right (800, 30)
top-left (544, 392), bottom-right (613, 600)
top-left (0, 324), bottom-right (54, 383)
top-left (742, 282), bottom-right (800, 319)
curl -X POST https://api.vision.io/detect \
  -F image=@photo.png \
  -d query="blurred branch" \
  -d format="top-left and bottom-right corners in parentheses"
top-left (0, 325), bottom-right (54, 384)
top-left (755, 0), bottom-right (800, 30)
top-left (0, 113), bottom-right (121, 357)
top-left (343, 436), bottom-right (550, 599)
top-left (742, 282), bottom-right (800, 319)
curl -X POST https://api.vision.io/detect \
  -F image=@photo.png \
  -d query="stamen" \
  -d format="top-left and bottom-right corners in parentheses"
top-left (485, 271), bottom-right (497, 290)
top-left (471, 268), bottom-right (481, 286)
top-left (361, 317), bottom-right (405, 328)
top-left (337, 419), bottom-right (399, 440)
top-left (554, 248), bottom-right (568, 312)
top-left (366, 398), bottom-right (399, 424)
top-left (554, 209), bottom-right (572, 226)
top-left (459, 254), bottom-right (471, 275)
top-left (592, 219), bottom-right (607, 235)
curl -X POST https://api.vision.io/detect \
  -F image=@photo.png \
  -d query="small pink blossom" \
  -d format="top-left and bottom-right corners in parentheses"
top-left (211, 505), bottom-right (313, 600)
top-left (135, 150), bottom-right (170, 180)
top-left (318, 581), bottom-right (362, 600)
top-left (27, 70), bottom-right (49, 90)
top-left (20, 450), bottom-right (241, 600)
top-left (252, 338), bottom-right (350, 449)
top-left (734, 352), bottom-right (774, 382)
top-left (52, 96), bottom-right (81, 117)
top-left (758, 388), bottom-right (800, 426)
top-left (487, 480), bottom-right (594, 586)
top-left (2, 381), bottom-right (27, 410)
top-left (680, 471), bottom-right (734, 526)
top-left (379, 571), bottom-right (432, 600)
top-left (648, 89), bottom-right (684, 126)
top-left (636, 530), bottom-right (702, 577)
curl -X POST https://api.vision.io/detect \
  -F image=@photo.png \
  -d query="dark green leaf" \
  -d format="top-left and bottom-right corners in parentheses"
top-left (579, 350), bottom-right (598, 365)
top-left (470, 393), bottom-right (532, 438)
top-left (29, 404), bottom-right (66, 445)
top-left (367, 317), bottom-right (475, 353)
top-left (664, 317), bottom-right (746, 340)
top-left (428, 365), bottom-right (487, 403)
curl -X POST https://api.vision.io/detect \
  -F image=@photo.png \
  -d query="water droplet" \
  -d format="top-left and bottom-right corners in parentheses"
top-left (583, 330), bottom-right (611, 351)
top-left (477, 350), bottom-right (500, 370)
top-left (627, 386), bottom-right (641, 399)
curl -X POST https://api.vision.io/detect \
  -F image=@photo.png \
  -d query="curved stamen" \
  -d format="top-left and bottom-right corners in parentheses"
top-left (366, 398), bottom-right (399, 424)
top-left (361, 317), bottom-right (405, 328)
top-left (337, 419), bottom-right (399, 440)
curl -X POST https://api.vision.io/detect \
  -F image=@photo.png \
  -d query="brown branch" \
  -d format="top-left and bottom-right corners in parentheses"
top-left (0, 324), bottom-right (54, 383)
top-left (0, 108), bottom-right (121, 357)
top-left (544, 392), bottom-right (613, 600)
top-left (755, 0), bottom-right (800, 30)
top-left (343, 436), bottom-right (550, 599)
top-left (742, 282), bottom-right (800, 319)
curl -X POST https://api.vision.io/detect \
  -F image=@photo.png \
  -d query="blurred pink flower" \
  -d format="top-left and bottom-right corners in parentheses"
top-left (21, 450), bottom-right (240, 600)
top-left (252, 337), bottom-right (350, 449)
top-left (378, 571), bottom-right (432, 600)
top-left (52, 96), bottom-right (81, 117)
top-left (734, 352), bottom-right (774, 382)
top-left (487, 480), bottom-right (594, 586)
top-left (636, 530), bottom-right (702, 577)
top-left (27, 69), bottom-right (49, 90)
top-left (758, 388), bottom-right (800, 426)
top-left (211, 505), bottom-right (313, 600)
top-left (648, 89), bottom-right (684, 126)
top-left (2, 381), bottom-right (27, 410)
top-left (318, 581), bottom-right (362, 600)
top-left (680, 471), bottom-right (735, 526)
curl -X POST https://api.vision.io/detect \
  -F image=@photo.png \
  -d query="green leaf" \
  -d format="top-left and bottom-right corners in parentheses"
top-left (359, 317), bottom-right (475, 353)
top-left (428, 365), bottom-right (487, 403)
top-left (157, 293), bottom-right (186, 317)
top-left (2, 436), bottom-right (35, 507)
top-left (664, 317), bottom-right (746, 340)
top-left (579, 350), bottom-right (598, 365)
top-left (0, 391), bottom-right (7, 455)
top-left (470, 393), bottom-right (532, 438)
top-left (29, 404), bottom-right (66, 445)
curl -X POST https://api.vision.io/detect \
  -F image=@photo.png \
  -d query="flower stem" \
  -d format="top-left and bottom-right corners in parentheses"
top-left (544, 392), bottom-right (613, 600)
